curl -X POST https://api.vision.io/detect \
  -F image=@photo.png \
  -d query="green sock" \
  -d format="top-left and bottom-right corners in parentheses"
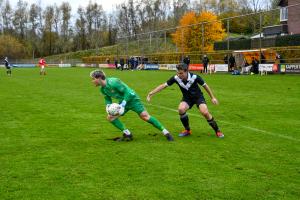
top-left (147, 116), bottom-right (164, 131)
top-left (111, 118), bottom-right (126, 131)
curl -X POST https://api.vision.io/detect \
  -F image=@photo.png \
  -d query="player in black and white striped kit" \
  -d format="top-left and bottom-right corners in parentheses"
top-left (147, 63), bottom-right (224, 138)
top-left (4, 57), bottom-right (12, 76)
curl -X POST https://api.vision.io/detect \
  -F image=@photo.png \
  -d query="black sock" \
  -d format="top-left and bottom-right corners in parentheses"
top-left (180, 113), bottom-right (190, 131)
top-left (207, 117), bottom-right (220, 133)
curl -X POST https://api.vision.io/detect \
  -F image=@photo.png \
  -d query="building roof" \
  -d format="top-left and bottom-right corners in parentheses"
top-left (278, 0), bottom-right (288, 7)
top-left (251, 33), bottom-right (264, 39)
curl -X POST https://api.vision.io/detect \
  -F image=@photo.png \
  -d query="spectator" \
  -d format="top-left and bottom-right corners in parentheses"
top-left (183, 55), bottom-right (190, 67)
top-left (276, 53), bottom-right (285, 64)
top-left (134, 57), bottom-right (138, 69)
top-left (114, 58), bottom-right (118, 70)
top-left (229, 54), bottom-right (236, 72)
top-left (120, 57), bottom-right (125, 71)
top-left (224, 55), bottom-right (228, 64)
top-left (202, 55), bottom-right (210, 74)
top-left (130, 57), bottom-right (134, 70)
top-left (241, 58), bottom-right (250, 74)
top-left (251, 57), bottom-right (259, 74)
top-left (260, 52), bottom-right (266, 64)
top-left (126, 57), bottom-right (130, 68)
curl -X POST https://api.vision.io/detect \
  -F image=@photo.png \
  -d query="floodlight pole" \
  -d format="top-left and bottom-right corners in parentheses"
top-left (164, 31), bottom-right (167, 51)
top-left (137, 35), bottom-right (139, 52)
top-left (259, 13), bottom-right (262, 63)
top-left (181, 28), bottom-right (184, 56)
top-left (202, 23), bottom-right (204, 55)
top-left (149, 33), bottom-right (152, 53)
top-left (227, 19), bottom-right (230, 52)
top-left (227, 19), bottom-right (230, 65)
top-left (126, 37), bottom-right (129, 58)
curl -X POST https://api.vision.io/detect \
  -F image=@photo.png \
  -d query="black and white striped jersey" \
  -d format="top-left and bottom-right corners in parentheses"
top-left (166, 72), bottom-right (206, 98)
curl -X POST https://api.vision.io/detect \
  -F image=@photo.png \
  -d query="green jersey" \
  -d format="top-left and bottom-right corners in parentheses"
top-left (100, 77), bottom-right (139, 105)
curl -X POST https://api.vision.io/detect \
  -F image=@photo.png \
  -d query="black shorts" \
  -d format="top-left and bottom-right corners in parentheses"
top-left (181, 95), bottom-right (206, 109)
top-left (5, 66), bottom-right (11, 69)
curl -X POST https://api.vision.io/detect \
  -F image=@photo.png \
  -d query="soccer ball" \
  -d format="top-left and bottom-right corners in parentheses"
top-left (107, 103), bottom-right (121, 116)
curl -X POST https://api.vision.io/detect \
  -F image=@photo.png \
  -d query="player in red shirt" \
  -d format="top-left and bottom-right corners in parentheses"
top-left (39, 57), bottom-right (46, 75)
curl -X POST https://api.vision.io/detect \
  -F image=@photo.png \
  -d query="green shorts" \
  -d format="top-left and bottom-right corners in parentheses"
top-left (122, 98), bottom-right (145, 115)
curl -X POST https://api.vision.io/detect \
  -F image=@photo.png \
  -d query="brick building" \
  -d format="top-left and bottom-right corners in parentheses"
top-left (278, 0), bottom-right (300, 35)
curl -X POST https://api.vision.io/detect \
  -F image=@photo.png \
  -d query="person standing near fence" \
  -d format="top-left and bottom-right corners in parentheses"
top-left (250, 57), bottom-right (259, 75)
top-left (120, 57), bottom-right (125, 70)
top-left (229, 54), bottom-right (236, 72)
top-left (202, 55), bottom-right (210, 73)
top-left (183, 55), bottom-right (190, 67)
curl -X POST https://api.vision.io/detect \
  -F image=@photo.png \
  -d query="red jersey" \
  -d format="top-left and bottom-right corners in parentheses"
top-left (39, 59), bottom-right (46, 66)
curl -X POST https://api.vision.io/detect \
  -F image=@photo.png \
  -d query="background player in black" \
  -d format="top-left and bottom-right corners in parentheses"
top-left (202, 55), bottom-right (210, 73)
top-left (147, 63), bottom-right (224, 138)
top-left (4, 57), bottom-right (11, 76)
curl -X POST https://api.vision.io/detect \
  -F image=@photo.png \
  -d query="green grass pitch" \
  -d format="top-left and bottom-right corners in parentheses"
top-left (0, 67), bottom-right (299, 199)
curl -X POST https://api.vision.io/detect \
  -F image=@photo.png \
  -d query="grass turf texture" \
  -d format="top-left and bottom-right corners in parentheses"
top-left (0, 68), bottom-right (299, 200)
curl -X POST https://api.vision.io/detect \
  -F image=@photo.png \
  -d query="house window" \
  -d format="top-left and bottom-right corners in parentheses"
top-left (280, 7), bottom-right (288, 21)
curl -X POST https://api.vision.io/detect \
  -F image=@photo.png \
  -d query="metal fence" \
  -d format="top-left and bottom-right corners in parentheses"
top-left (115, 3), bottom-right (300, 64)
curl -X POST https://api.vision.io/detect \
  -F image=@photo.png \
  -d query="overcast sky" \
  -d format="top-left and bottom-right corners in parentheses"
top-left (9, 0), bottom-right (124, 13)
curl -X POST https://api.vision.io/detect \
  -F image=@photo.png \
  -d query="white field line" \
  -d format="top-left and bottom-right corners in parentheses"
top-left (145, 103), bottom-right (300, 142)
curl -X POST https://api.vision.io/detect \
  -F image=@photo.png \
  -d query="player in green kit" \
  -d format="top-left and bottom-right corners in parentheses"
top-left (90, 70), bottom-right (174, 142)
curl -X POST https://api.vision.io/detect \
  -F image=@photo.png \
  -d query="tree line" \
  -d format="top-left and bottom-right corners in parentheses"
top-left (0, 0), bottom-right (278, 59)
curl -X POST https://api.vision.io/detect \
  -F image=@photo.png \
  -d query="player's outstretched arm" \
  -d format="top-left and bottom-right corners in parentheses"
top-left (147, 83), bottom-right (168, 102)
top-left (203, 84), bottom-right (219, 105)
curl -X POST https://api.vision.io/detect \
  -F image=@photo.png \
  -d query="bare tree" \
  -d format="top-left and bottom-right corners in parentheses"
top-left (249, 0), bottom-right (265, 13)
top-left (1, 0), bottom-right (13, 34)
top-left (74, 6), bottom-right (87, 50)
top-left (60, 2), bottom-right (72, 53)
top-left (43, 5), bottom-right (55, 55)
top-left (172, 0), bottom-right (190, 25)
top-left (53, 4), bottom-right (61, 35)
top-left (60, 2), bottom-right (71, 39)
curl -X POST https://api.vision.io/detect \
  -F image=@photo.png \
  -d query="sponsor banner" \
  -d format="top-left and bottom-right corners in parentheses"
top-left (189, 64), bottom-right (203, 71)
top-left (159, 64), bottom-right (177, 70)
top-left (46, 64), bottom-right (59, 67)
top-left (279, 64), bottom-right (286, 73)
top-left (59, 63), bottom-right (71, 67)
top-left (13, 64), bottom-right (36, 68)
top-left (77, 63), bottom-right (98, 67)
top-left (214, 64), bottom-right (228, 72)
top-left (107, 64), bottom-right (116, 69)
top-left (167, 64), bottom-right (177, 70)
top-left (208, 64), bottom-right (215, 73)
top-left (279, 64), bottom-right (300, 73)
top-left (99, 64), bottom-right (110, 68)
top-left (259, 64), bottom-right (274, 72)
top-left (159, 64), bottom-right (168, 70)
top-left (273, 64), bottom-right (278, 72)
top-left (144, 64), bottom-right (159, 70)
top-left (158, 64), bottom-right (176, 70)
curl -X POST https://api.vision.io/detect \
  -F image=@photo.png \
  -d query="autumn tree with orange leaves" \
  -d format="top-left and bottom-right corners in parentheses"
top-left (172, 11), bottom-right (226, 52)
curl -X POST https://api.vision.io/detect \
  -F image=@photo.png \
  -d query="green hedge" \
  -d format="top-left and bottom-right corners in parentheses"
top-left (275, 34), bottom-right (300, 47)
top-left (214, 34), bottom-right (300, 50)
top-left (214, 39), bottom-right (251, 51)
